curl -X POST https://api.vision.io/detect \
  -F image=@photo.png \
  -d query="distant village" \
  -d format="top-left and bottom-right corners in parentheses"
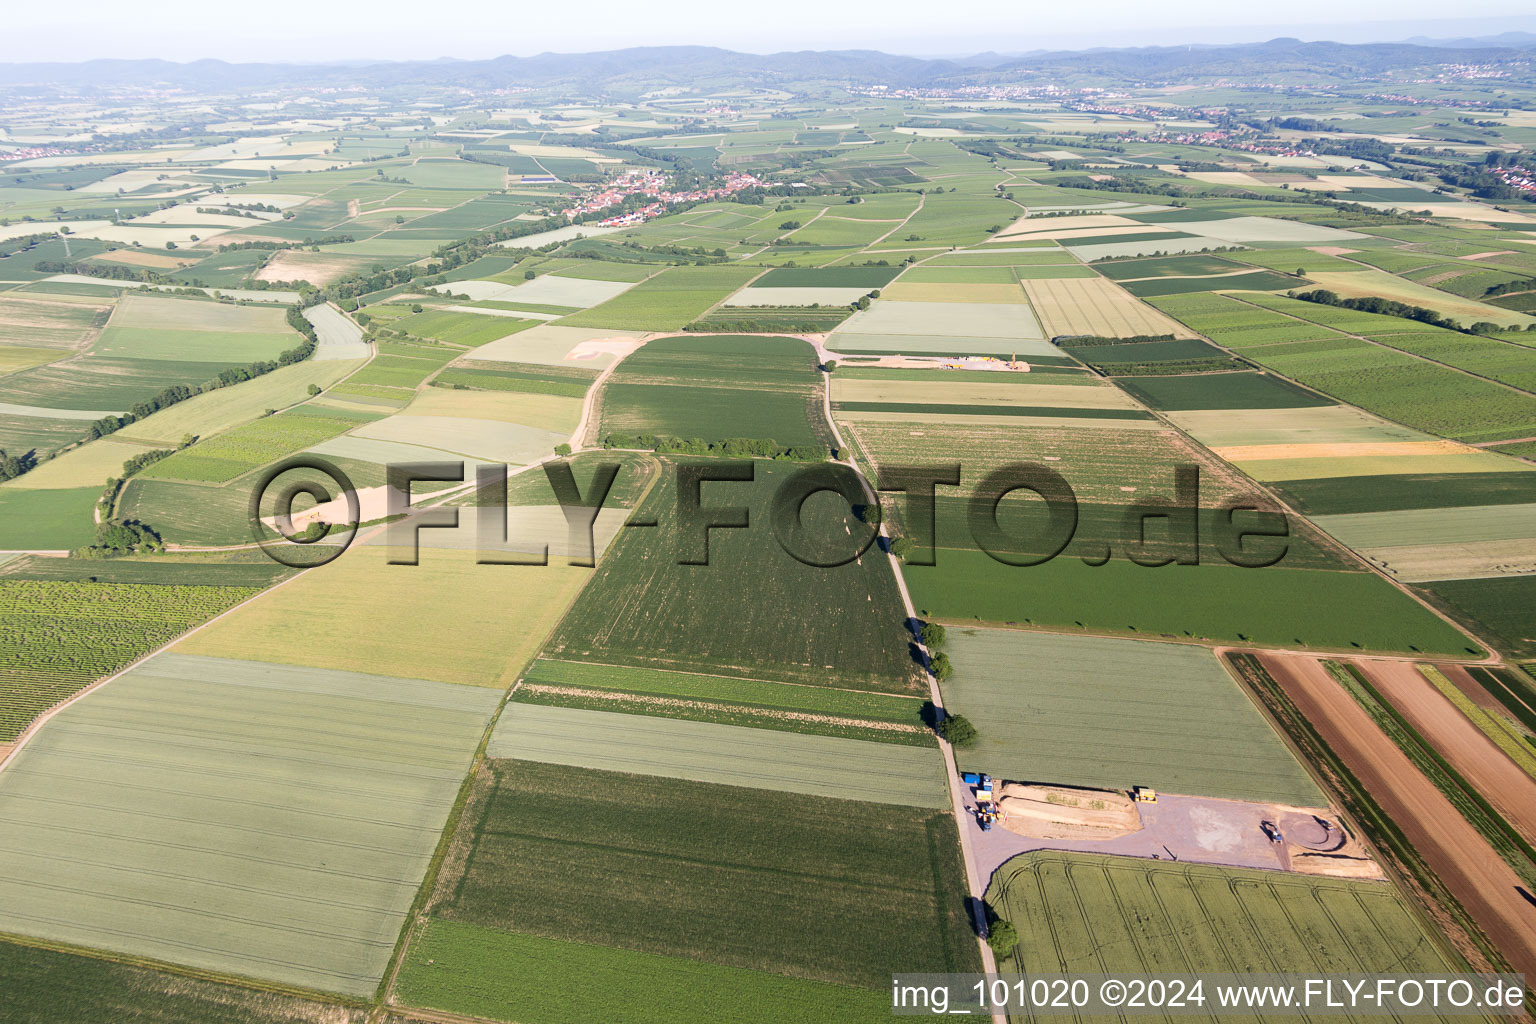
top-left (563, 169), bottom-right (767, 226)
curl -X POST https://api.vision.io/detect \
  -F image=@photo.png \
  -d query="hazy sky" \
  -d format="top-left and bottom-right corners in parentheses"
top-left (5, 0), bottom-right (1533, 63)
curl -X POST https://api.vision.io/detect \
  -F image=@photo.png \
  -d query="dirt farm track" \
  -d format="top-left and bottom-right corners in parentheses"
top-left (1260, 653), bottom-right (1536, 978)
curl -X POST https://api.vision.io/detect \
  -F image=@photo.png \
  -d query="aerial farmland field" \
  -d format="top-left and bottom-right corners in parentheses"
top-left (6, 27), bottom-right (1536, 1024)
top-left (991, 851), bottom-right (1464, 982)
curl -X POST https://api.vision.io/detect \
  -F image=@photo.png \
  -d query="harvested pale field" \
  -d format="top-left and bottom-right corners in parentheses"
top-left (404, 387), bottom-right (581, 434)
top-left (254, 250), bottom-right (374, 287)
top-left (1313, 503), bottom-right (1536, 550)
top-left (0, 294), bottom-right (111, 349)
top-left (878, 282), bottom-right (1027, 304)
top-left (827, 333), bottom-right (1060, 359)
top-left (309, 435), bottom-right (505, 481)
top-left (438, 275), bottom-right (636, 308)
top-left (0, 436), bottom-right (153, 489)
top-left (721, 285), bottom-right (872, 307)
top-left (838, 300), bottom-right (1045, 340)
top-left (1242, 452), bottom-right (1528, 482)
top-left (830, 377), bottom-right (1140, 409)
top-left (1022, 277), bottom-right (1194, 338)
top-left (179, 547), bottom-right (590, 688)
top-left (1068, 237), bottom-right (1240, 261)
top-left (487, 703), bottom-right (948, 807)
top-left (473, 325), bottom-right (645, 367)
top-left (1175, 217), bottom-right (1366, 244)
top-left (0, 653), bottom-right (500, 996)
top-left (1307, 270), bottom-right (1536, 328)
top-left (89, 250), bottom-right (195, 270)
top-left (1166, 405), bottom-right (1434, 449)
top-left (1011, 225), bottom-right (1171, 243)
top-left (1216, 439), bottom-right (1472, 462)
top-left (994, 212), bottom-right (1141, 239)
top-left (362, 505), bottom-right (630, 560)
top-left (352, 414), bottom-right (566, 464)
top-left (1259, 653), bottom-right (1536, 978)
top-left (1185, 170), bottom-right (1267, 187)
top-left (1357, 538), bottom-right (1536, 582)
top-left (114, 292), bottom-right (290, 334)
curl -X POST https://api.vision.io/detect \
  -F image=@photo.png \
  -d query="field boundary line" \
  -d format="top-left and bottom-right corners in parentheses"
top-left (0, 563), bottom-right (312, 770)
top-left (817, 352), bottom-right (1003, 1020)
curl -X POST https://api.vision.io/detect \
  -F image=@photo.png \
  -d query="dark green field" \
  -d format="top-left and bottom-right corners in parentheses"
top-left (1275, 471), bottom-right (1536, 515)
top-left (1423, 576), bottom-right (1536, 658)
top-left (544, 459), bottom-right (924, 692)
top-left (598, 334), bottom-right (828, 447)
top-left (0, 940), bottom-right (360, 1024)
top-left (1119, 270), bottom-right (1301, 296)
top-left (1118, 371), bottom-right (1334, 411)
top-left (433, 362), bottom-right (596, 398)
top-left (905, 553), bottom-right (1481, 655)
top-left (396, 922), bottom-right (889, 1024)
top-left (426, 761), bottom-right (979, 991)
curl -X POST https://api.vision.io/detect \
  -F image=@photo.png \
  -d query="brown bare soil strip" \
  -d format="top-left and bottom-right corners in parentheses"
top-left (1359, 661), bottom-right (1536, 846)
top-left (1261, 652), bottom-right (1536, 977)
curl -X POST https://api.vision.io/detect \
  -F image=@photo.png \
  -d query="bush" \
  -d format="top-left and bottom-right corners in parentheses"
top-left (938, 712), bottom-right (976, 746)
top-left (987, 919), bottom-right (1018, 957)
top-left (306, 383), bottom-right (322, 396)
top-left (921, 621), bottom-right (946, 649)
top-left (930, 651), bottom-right (955, 682)
top-left (554, 443), bottom-right (573, 457)
top-left (890, 536), bottom-right (915, 559)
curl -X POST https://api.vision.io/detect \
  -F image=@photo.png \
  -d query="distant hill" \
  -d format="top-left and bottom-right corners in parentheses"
top-left (0, 37), bottom-right (1532, 95)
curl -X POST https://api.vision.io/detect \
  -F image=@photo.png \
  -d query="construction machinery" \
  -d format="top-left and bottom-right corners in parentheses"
top-left (1133, 786), bottom-right (1158, 804)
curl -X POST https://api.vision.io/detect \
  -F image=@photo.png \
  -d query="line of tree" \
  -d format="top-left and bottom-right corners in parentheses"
top-left (599, 433), bottom-right (825, 461)
top-left (85, 304), bottom-right (320, 441)
top-left (1289, 288), bottom-right (1502, 335)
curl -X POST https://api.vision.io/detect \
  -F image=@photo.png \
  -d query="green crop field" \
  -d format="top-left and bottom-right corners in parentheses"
top-left (0, 580), bottom-right (261, 741)
top-left (0, 653), bottom-right (500, 996)
top-left (1424, 575), bottom-right (1536, 658)
top-left (1275, 471), bottom-right (1536, 516)
top-left (0, 486), bottom-right (100, 550)
top-left (545, 459), bottom-right (922, 692)
top-left (940, 628), bottom-right (1322, 804)
top-left (421, 761), bottom-right (973, 991)
top-left (1151, 293), bottom-right (1536, 443)
top-left (1117, 371), bottom-right (1334, 410)
top-left (396, 922), bottom-right (888, 1024)
top-left (557, 265), bottom-right (759, 331)
top-left (516, 658), bottom-right (931, 744)
top-left (906, 553), bottom-right (1480, 655)
top-left (0, 939), bottom-right (364, 1024)
top-left (754, 266), bottom-right (902, 288)
top-left (488, 702), bottom-right (948, 803)
top-left (990, 852), bottom-right (1463, 988)
top-left (137, 408), bottom-right (373, 483)
top-left (598, 335), bottom-right (827, 446)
